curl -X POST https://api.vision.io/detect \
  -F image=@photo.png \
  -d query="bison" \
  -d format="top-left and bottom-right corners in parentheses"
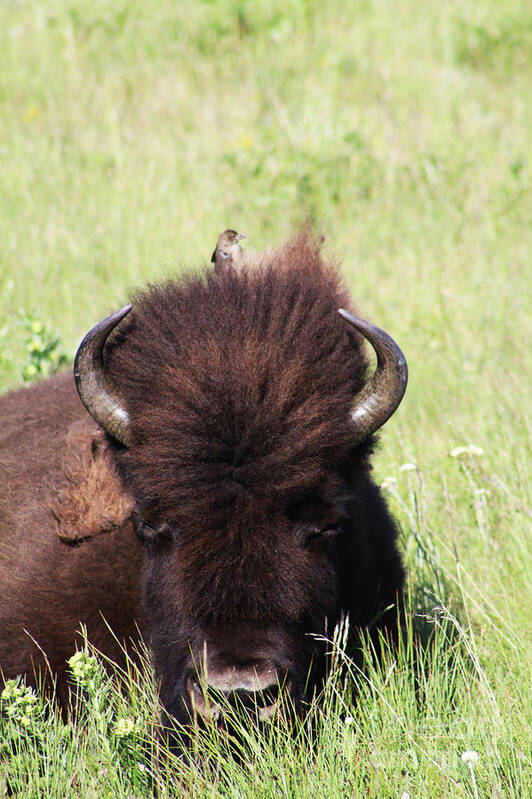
top-left (0, 232), bottom-right (407, 730)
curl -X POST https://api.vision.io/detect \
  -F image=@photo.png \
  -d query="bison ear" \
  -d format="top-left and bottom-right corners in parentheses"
top-left (50, 419), bottom-right (135, 544)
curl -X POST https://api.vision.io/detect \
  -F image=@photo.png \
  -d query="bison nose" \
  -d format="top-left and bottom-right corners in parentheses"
top-left (186, 663), bottom-right (289, 722)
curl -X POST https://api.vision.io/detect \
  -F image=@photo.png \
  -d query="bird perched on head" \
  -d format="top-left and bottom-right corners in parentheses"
top-left (211, 229), bottom-right (246, 272)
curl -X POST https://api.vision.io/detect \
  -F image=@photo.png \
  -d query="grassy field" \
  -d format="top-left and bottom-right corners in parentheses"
top-left (1, 0), bottom-right (531, 796)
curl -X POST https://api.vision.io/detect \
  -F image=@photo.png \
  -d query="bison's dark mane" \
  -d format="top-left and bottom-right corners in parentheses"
top-left (103, 233), bottom-right (383, 624)
top-left (109, 233), bottom-right (372, 521)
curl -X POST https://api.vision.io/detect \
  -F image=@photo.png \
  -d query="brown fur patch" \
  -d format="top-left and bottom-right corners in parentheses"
top-left (51, 420), bottom-right (134, 542)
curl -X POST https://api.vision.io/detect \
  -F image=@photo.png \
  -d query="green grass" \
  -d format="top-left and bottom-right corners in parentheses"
top-left (1, 0), bottom-right (530, 796)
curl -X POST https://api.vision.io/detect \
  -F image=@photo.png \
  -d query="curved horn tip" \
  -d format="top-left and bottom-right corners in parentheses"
top-left (338, 307), bottom-right (371, 329)
top-left (338, 307), bottom-right (353, 321)
top-left (338, 307), bottom-right (407, 371)
top-left (73, 304), bottom-right (133, 447)
top-left (111, 302), bottom-right (133, 320)
top-left (338, 306), bottom-right (408, 441)
top-left (74, 305), bottom-right (133, 372)
top-left (98, 303), bottom-right (133, 332)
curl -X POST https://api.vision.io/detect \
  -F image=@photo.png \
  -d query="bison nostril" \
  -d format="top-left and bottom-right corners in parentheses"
top-left (241, 681), bottom-right (293, 721)
top-left (231, 683), bottom-right (280, 712)
top-left (186, 675), bottom-right (222, 721)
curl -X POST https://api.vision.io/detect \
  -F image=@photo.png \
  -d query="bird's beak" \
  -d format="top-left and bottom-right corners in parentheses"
top-left (236, 234), bottom-right (246, 242)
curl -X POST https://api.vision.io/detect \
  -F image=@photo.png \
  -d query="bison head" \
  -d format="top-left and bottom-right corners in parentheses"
top-left (73, 236), bottom-right (407, 728)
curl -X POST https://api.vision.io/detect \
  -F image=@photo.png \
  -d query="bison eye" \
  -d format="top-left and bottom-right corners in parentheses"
top-left (301, 524), bottom-right (343, 548)
top-left (134, 519), bottom-right (172, 544)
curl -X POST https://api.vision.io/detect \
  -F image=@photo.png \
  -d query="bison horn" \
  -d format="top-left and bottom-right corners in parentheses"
top-left (338, 308), bottom-right (408, 444)
top-left (74, 305), bottom-right (133, 447)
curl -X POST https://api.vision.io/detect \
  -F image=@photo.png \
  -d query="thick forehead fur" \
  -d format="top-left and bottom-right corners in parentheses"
top-left (108, 232), bottom-right (372, 527)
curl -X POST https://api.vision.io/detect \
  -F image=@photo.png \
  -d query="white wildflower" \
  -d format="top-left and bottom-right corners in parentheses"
top-left (399, 463), bottom-right (417, 472)
top-left (450, 445), bottom-right (484, 458)
top-left (381, 477), bottom-right (398, 491)
top-left (461, 750), bottom-right (479, 764)
top-left (462, 750), bottom-right (480, 799)
top-left (115, 717), bottom-right (136, 737)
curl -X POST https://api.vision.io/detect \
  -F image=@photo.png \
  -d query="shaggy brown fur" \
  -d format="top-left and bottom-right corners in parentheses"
top-left (0, 231), bottom-right (403, 728)
top-left (51, 421), bottom-right (135, 543)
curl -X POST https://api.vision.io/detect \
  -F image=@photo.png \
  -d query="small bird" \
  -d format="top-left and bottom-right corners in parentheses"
top-left (211, 229), bottom-right (246, 272)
